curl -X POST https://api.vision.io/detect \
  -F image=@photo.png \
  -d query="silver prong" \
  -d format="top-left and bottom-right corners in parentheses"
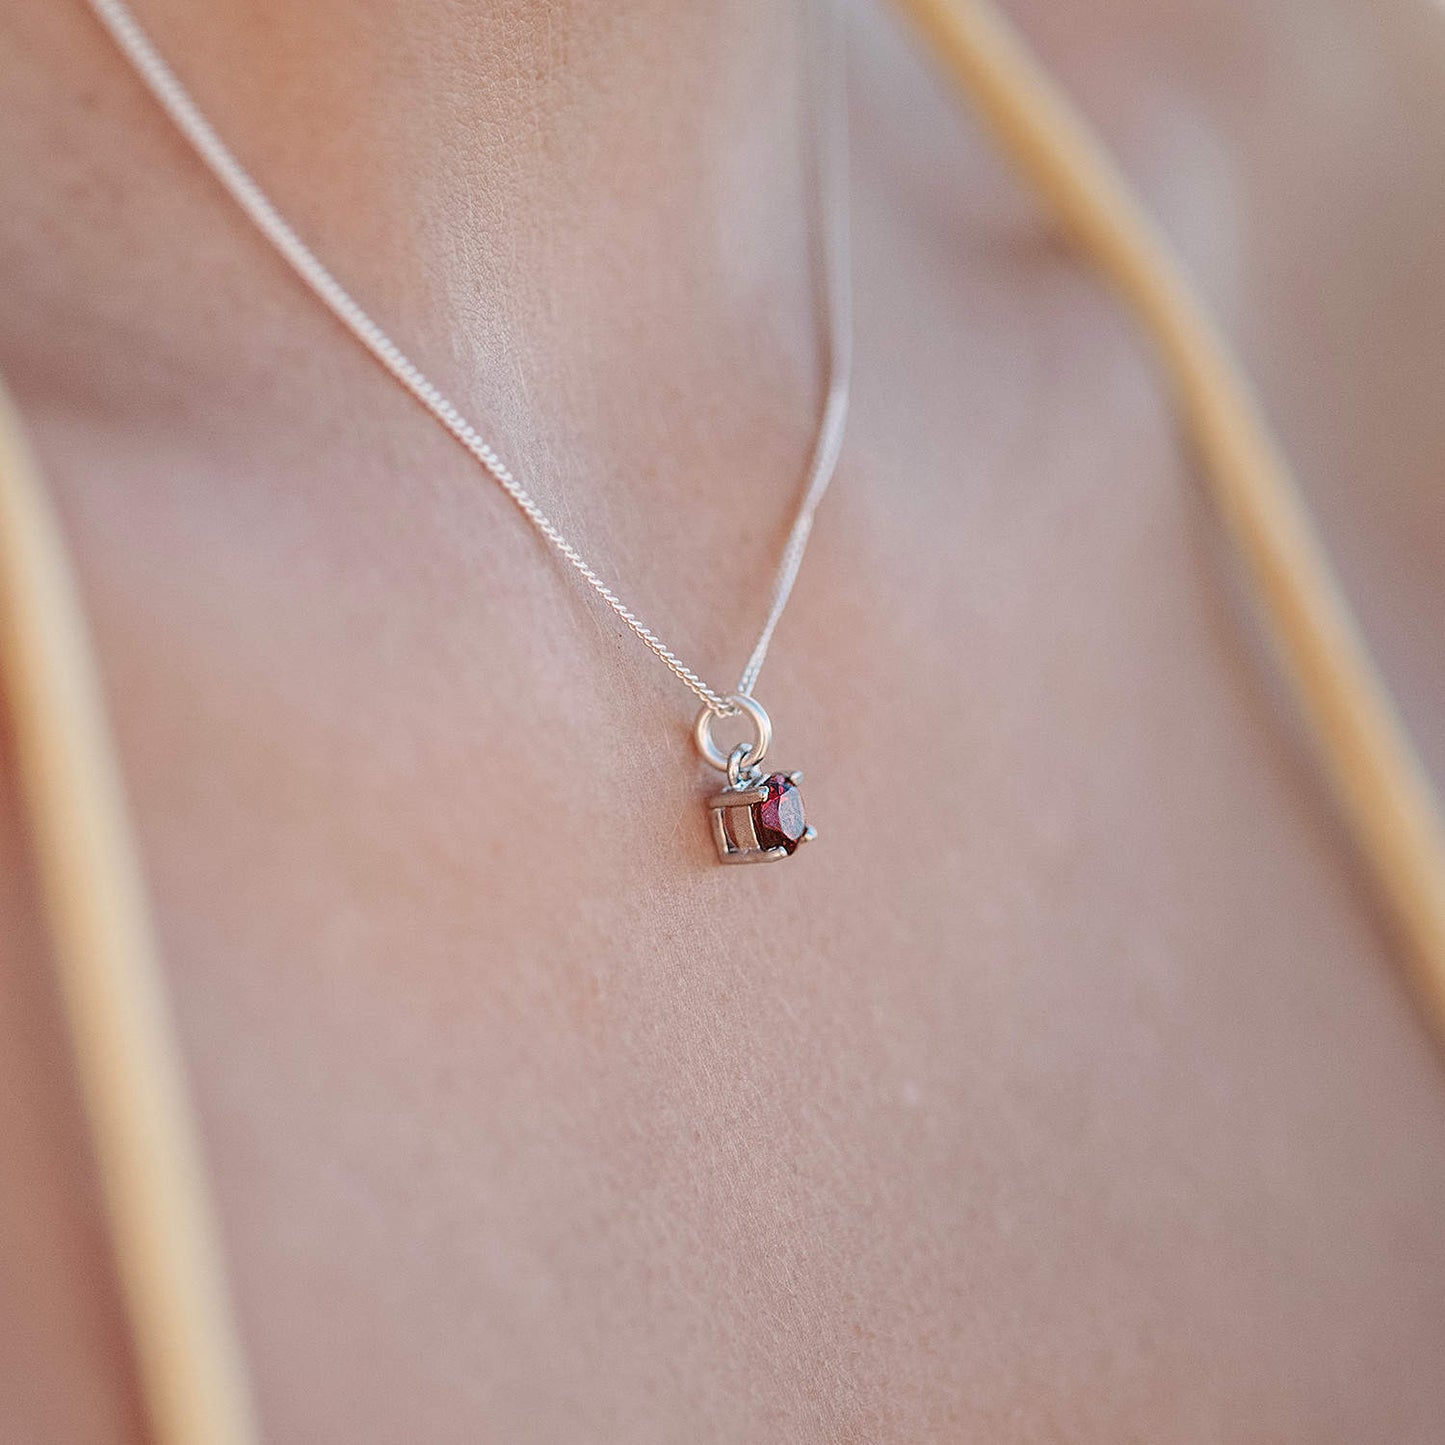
top-left (707, 789), bottom-right (767, 809)
top-left (718, 844), bottom-right (788, 864)
top-left (801, 826), bottom-right (818, 844)
top-left (788, 771), bottom-right (805, 785)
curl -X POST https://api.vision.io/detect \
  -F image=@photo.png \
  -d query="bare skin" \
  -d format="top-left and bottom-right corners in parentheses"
top-left (3, 0), bottom-right (1445, 1439)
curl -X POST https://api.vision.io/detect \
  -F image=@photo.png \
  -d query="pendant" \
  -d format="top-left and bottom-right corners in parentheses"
top-left (694, 694), bottom-right (816, 864)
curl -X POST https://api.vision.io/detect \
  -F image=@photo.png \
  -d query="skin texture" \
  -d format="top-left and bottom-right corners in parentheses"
top-left (3, 0), bottom-right (1445, 1439)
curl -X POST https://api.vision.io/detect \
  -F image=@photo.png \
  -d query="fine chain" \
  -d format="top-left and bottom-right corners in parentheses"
top-left (82, 0), bottom-right (851, 719)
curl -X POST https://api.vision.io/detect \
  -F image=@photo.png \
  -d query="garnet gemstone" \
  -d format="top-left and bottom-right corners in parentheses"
top-left (753, 772), bottom-right (807, 854)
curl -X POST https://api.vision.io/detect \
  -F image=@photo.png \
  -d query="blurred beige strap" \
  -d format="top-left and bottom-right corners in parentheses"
top-left (891, 0), bottom-right (1445, 1043)
top-left (0, 380), bottom-right (258, 1445)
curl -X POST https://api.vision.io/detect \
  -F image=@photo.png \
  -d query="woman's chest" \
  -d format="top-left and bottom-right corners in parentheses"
top-left (32, 306), bottom-right (1445, 1436)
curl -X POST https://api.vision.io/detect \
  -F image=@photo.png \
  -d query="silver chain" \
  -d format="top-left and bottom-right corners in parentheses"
top-left (82, 0), bottom-right (851, 719)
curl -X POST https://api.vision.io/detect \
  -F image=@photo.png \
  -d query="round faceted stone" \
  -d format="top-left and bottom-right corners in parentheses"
top-left (753, 772), bottom-right (807, 854)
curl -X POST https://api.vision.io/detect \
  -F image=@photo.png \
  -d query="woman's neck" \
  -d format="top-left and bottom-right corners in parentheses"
top-left (132, 0), bottom-right (821, 464)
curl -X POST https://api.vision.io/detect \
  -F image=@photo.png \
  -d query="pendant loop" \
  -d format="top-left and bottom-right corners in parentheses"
top-left (695, 693), bottom-right (771, 773)
top-left (725, 743), bottom-right (757, 791)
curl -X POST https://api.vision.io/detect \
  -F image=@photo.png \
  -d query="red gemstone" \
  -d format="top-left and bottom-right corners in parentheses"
top-left (753, 772), bottom-right (807, 854)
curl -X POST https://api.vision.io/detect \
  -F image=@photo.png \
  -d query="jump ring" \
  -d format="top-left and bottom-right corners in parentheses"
top-left (694, 693), bottom-right (772, 773)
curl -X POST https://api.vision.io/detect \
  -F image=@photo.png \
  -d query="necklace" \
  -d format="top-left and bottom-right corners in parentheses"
top-left (83, 0), bottom-right (851, 865)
